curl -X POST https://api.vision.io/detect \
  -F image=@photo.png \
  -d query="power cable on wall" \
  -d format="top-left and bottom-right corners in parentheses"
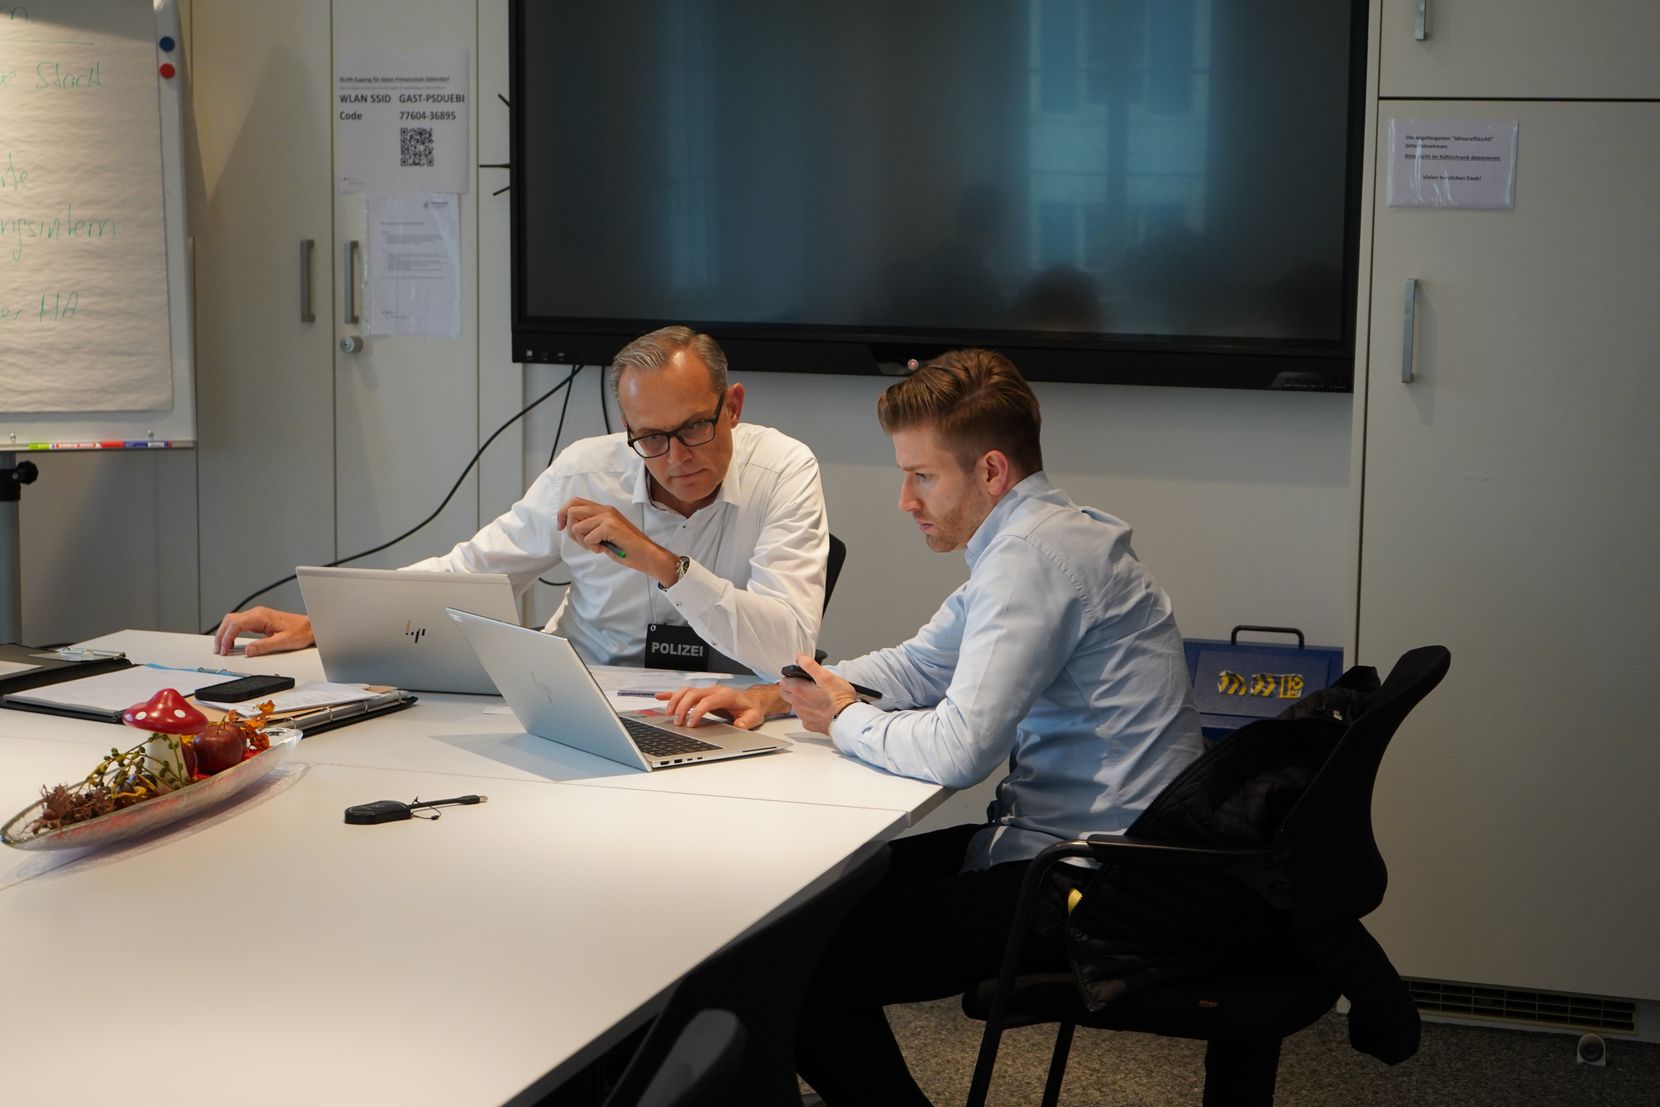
top-left (204, 365), bottom-right (585, 633)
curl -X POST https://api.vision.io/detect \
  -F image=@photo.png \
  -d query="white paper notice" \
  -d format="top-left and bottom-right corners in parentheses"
top-left (364, 193), bottom-right (460, 336)
top-left (336, 49), bottom-right (469, 194)
top-left (1387, 119), bottom-right (1518, 210)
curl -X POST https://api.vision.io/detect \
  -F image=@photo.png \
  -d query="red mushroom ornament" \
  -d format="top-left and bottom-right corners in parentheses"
top-left (122, 687), bottom-right (209, 735)
top-left (122, 688), bottom-right (208, 782)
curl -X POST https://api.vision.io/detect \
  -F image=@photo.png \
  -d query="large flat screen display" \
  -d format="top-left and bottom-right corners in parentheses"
top-left (511, 0), bottom-right (1366, 390)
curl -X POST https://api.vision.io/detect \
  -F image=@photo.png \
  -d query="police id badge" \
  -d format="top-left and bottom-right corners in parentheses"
top-left (644, 622), bottom-right (710, 671)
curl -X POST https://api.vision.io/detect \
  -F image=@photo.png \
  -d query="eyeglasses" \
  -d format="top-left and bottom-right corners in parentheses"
top-left (626, 392), bottom-right (726, 459)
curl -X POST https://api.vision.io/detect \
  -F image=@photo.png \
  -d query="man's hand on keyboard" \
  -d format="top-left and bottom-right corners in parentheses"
top-left (659, 684), bottom-right (784, 730)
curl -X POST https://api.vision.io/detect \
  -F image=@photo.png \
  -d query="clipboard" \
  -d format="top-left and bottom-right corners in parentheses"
top-left (1, 663), bottom-right (225, 724)
top-left (0, 644), bottom-right (134, 700)
top-left (278, 692), bottom-right (419, 736)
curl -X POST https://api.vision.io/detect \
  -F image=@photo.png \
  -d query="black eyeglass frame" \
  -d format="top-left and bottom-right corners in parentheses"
top-left (625, 391), bottom-right (727, 459)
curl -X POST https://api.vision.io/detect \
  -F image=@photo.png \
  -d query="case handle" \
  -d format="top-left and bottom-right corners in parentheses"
top-left (1230, 625), bottom-right (1305, 649)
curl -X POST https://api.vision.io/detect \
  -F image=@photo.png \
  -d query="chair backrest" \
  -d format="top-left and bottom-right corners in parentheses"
top-left (629, 1009), bottom-right (746, 1107)
top-left (1279, 645), bottom-right (1451, 922)
top-left (601, 842), bottom-right (890, 1107)
top-left (823, 533), bottom-right (847, 614)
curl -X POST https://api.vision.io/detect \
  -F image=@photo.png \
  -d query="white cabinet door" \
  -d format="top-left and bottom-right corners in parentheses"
top-left (330, 7), bottom-right (481, 570)
top-left (1378, 0), bottom-right (1660, 99)
top-left (194, 0), bottom-right (336, 617)
top-left (1360, 101), bottom-right (1660, 998)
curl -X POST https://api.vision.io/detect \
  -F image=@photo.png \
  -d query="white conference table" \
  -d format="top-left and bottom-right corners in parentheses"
top-left (0, 630), bottom-right (948, 1106)
top-left (7, 630), bottom-right (948, 822)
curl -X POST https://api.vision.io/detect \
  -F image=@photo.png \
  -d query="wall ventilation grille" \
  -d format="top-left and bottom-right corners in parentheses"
top-left (1406, 978), bottom-right (1638, 1034)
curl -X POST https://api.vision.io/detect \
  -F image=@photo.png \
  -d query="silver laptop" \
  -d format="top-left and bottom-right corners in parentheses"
top-left (296, 566), bottom-right (520, 694)
top-left (446, 607), bottom-right (790, 771)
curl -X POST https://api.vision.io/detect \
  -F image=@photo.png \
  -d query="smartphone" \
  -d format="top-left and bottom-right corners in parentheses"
top-left (780, 663), bottom-right (882, 703)
top-left (195, 673), bottom-right (297, 704)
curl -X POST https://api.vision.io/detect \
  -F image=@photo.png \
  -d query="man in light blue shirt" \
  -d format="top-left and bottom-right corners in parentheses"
top-left (667, 348), bottom-right (1202, 1105)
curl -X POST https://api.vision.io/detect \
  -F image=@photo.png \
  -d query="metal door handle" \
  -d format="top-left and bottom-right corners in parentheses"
top-left (300, 239), bottom-right (315, 323)
top-left (1415, 0), bottom-right (1428, 41)
top-left (1401, 278), bottom-right (1418, 383)
top-left (343, 240), bottom-right (361, 325)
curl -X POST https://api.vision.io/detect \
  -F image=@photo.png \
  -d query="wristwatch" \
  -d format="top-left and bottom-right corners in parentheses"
top-left (658, 554), bottom-right (691, 591)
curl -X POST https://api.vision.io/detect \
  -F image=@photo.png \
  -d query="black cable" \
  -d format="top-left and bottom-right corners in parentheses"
top-left (538, 364), bottom-right (583, 587)
top-left (547, 364), bottom-right (579, 469)
top-left (205, 367), bottom-right (584, 633)
top-left (599, 364), bottom-right (612, 434)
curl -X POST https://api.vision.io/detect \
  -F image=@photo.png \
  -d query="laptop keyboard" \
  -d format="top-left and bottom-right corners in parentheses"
top-left (621, 716), bottom-right (722, 757)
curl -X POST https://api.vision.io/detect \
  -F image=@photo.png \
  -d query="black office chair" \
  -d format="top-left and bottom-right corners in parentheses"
top-left (592, 842), bottom-right (890, 1107)
top-left (963, 645), bottom-right (1452, 1107)
top-left (823, 533), bottom-right (846, 615)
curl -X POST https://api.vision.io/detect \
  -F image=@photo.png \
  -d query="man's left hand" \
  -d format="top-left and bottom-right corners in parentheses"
top-left (557, 497), bottom-right (678, 585)
top-left (779, 653), bottom-right (859, 736)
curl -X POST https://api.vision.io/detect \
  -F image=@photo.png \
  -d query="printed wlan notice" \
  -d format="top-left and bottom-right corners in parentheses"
top-left (337, 49), bottom-right (470, 194)
top-left (1387, 119), bottom-right (1518, 210)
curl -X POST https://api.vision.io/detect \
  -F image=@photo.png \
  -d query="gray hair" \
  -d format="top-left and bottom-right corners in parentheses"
top-left (608, 326), bottom-right (729, 405)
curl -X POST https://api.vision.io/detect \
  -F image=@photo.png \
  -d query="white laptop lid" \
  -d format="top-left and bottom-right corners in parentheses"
top-left (297, 566), bottom-right (519, 694)
top-left (446, 607), bottom-right (789, 771)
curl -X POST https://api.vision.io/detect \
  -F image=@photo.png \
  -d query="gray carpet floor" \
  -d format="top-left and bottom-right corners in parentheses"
top-left (872, 998), bottom-right (1660, 1106)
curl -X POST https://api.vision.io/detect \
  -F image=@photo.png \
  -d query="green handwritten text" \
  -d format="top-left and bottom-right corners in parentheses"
top-left (0, 203), bottom-right (115, 261)
top-left (38, 289), bottom-right (77, 319)
top-left (0, 151), bottom-right (27, 190)
top-left (35, 60), bottom-right (99, 89)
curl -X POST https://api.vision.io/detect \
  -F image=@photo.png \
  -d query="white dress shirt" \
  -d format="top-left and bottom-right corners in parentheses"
top-left (405, 423), bottom-right (828, 679)
top-left (830, 472), bottom-right (1203, 869)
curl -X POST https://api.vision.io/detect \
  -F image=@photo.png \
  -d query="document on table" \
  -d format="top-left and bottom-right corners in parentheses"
top-left (2, 665), bottom-right (227, 713)
top-left (205, 682), bottom-right (385, 717)
top-left (482, 665), bottom-right (737, 715)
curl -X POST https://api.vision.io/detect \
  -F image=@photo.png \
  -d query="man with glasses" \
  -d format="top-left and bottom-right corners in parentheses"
top-left (214, 326), bottom-right (828, 677)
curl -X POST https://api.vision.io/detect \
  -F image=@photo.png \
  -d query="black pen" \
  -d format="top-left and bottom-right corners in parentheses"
top-left (409, 794), bottom-right (488, 812)
top-left (599, 539), bottom-right (627, 559)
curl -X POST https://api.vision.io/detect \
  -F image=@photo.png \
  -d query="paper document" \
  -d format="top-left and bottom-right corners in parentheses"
top-left (364, 193), bottom-right (461, 337)
top-left (3, 665), bottom-right (226, 713)
top-left (336, 49), bottom-right (470, 194)
top-left (587, 664), bottom-right (735, 711)
top-left (0, 660), bottom-right (37, 679)
top-left (484, 667), bottom-right (741, 717)
top-left (207, 682), bottom-right (385, 717)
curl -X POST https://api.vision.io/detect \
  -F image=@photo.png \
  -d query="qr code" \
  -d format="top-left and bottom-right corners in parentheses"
top-left (400, 126), bottom-right (435, 168)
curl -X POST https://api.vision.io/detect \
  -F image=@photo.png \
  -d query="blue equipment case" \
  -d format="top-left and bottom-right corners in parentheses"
top-left (1183, 626), bottom-right (1345, 743)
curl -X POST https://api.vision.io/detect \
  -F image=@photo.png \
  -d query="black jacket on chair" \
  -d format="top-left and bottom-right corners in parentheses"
top-left (1063, 662), bottom-right (1422, 1065)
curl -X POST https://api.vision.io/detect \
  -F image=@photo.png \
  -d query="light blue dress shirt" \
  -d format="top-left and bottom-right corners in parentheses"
top-left (831, 472), bottom-right (1204, 870)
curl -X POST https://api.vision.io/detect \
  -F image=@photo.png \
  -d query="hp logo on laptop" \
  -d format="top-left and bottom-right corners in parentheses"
top-left (532, 673), bottom-right (556, 703)
top-left (404, 620), bottom-right (427, 644)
